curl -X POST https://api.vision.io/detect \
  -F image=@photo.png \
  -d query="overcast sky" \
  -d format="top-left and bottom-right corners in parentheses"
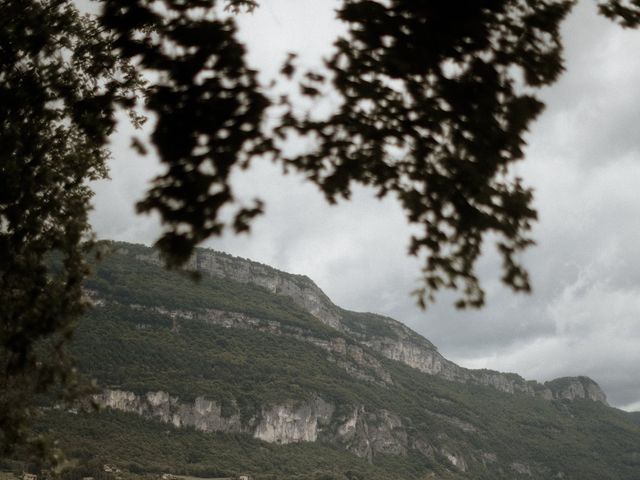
top-left (90, 1), bottom-right (640, 411)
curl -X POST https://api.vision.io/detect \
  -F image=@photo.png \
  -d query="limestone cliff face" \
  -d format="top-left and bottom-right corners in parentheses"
top-left (334, 406), bottom-right (413, 462)
top-left (94, 390), bottom-right (432, 461)
top-left (254, 398), bottom-right (334, 444)
top-left (365, 334), bottom-right (556, 398)
top-left (132, 246), bottom-right (607, 404)
top-left (545, 376), bottom-right (608, 403)
top-left (95, 389), bottom-right (245, 433)
top-left (363, 336), bottom-right (447, 376)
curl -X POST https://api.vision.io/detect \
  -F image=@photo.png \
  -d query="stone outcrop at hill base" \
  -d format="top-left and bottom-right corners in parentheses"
top-left (94, 389), bottom-right (442, 465)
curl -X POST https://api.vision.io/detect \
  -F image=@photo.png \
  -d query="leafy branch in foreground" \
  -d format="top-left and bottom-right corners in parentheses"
top-left (278, 0), bottom-right (573, 307)
top-left (0, 0), bottom-right (142, 457)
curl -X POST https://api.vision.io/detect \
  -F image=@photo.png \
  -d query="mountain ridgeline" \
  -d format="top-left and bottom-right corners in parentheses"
top-left (132, 244), bottom-right (606, 403)
top-left (31, 242), bottom-right (640, 480)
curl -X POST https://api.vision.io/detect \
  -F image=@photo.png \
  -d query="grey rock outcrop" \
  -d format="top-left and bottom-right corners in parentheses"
top-left (254, 398), bottom-right (335, 444)
top-left (95, 389), bottom-right (245, 433)
top-left (362, 334), bottom-right (550, 397)
top-left (545, 376), bottom-right (608, 403)
top-left (443, 450), bottom-right (468, 472)
top-left (335, 406), bottom-right (414, 462)
top-left (95, 389), bottom-right (428, 461)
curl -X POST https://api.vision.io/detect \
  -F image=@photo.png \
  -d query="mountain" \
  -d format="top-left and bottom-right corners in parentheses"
top-left (115, 244), bottom-right (610, 402)
top-left (21, 242), bottom-right (640, 480)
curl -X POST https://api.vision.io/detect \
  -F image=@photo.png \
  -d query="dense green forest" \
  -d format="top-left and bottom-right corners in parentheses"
top-left (4, 243), bottom-right (639, 480)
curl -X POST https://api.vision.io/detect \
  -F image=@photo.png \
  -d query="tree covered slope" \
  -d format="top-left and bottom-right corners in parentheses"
top-left (26, 242), bottom-right (640, 480)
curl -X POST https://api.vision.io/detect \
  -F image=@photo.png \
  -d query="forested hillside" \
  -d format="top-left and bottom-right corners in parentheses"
top-left (7, 242), bottom-right (639, 480)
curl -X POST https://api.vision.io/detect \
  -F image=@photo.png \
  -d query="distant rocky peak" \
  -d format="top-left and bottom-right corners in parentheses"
top-left (545, 376), bottom-right (608, 403)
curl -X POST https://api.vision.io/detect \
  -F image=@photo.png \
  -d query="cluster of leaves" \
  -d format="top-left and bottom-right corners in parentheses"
top-left (280, 0), bottom-right (575, 307)
top-left (599, 0), bottom-right (640, 27)
top-left (99, 0), bottom-right (275, 267)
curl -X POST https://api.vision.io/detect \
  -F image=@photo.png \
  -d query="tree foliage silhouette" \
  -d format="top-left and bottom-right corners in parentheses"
top-left (1, 0), bottom-right (639, 458)
top-left (0, 0), bottom-right (142, 458)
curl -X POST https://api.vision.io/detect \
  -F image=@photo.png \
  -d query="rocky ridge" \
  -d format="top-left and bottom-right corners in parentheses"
top-left (134, 246), bottom-right (607, 404)
top-left (545, 376), bottom-right (608, 403)
top-left (94, 389), bottom-right (437, 465)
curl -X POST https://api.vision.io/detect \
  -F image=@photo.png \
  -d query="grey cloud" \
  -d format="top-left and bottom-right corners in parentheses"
top-left (90, 0), bottom-right (640, 410)
top-left (532, 3), bottom-right (640, 169)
